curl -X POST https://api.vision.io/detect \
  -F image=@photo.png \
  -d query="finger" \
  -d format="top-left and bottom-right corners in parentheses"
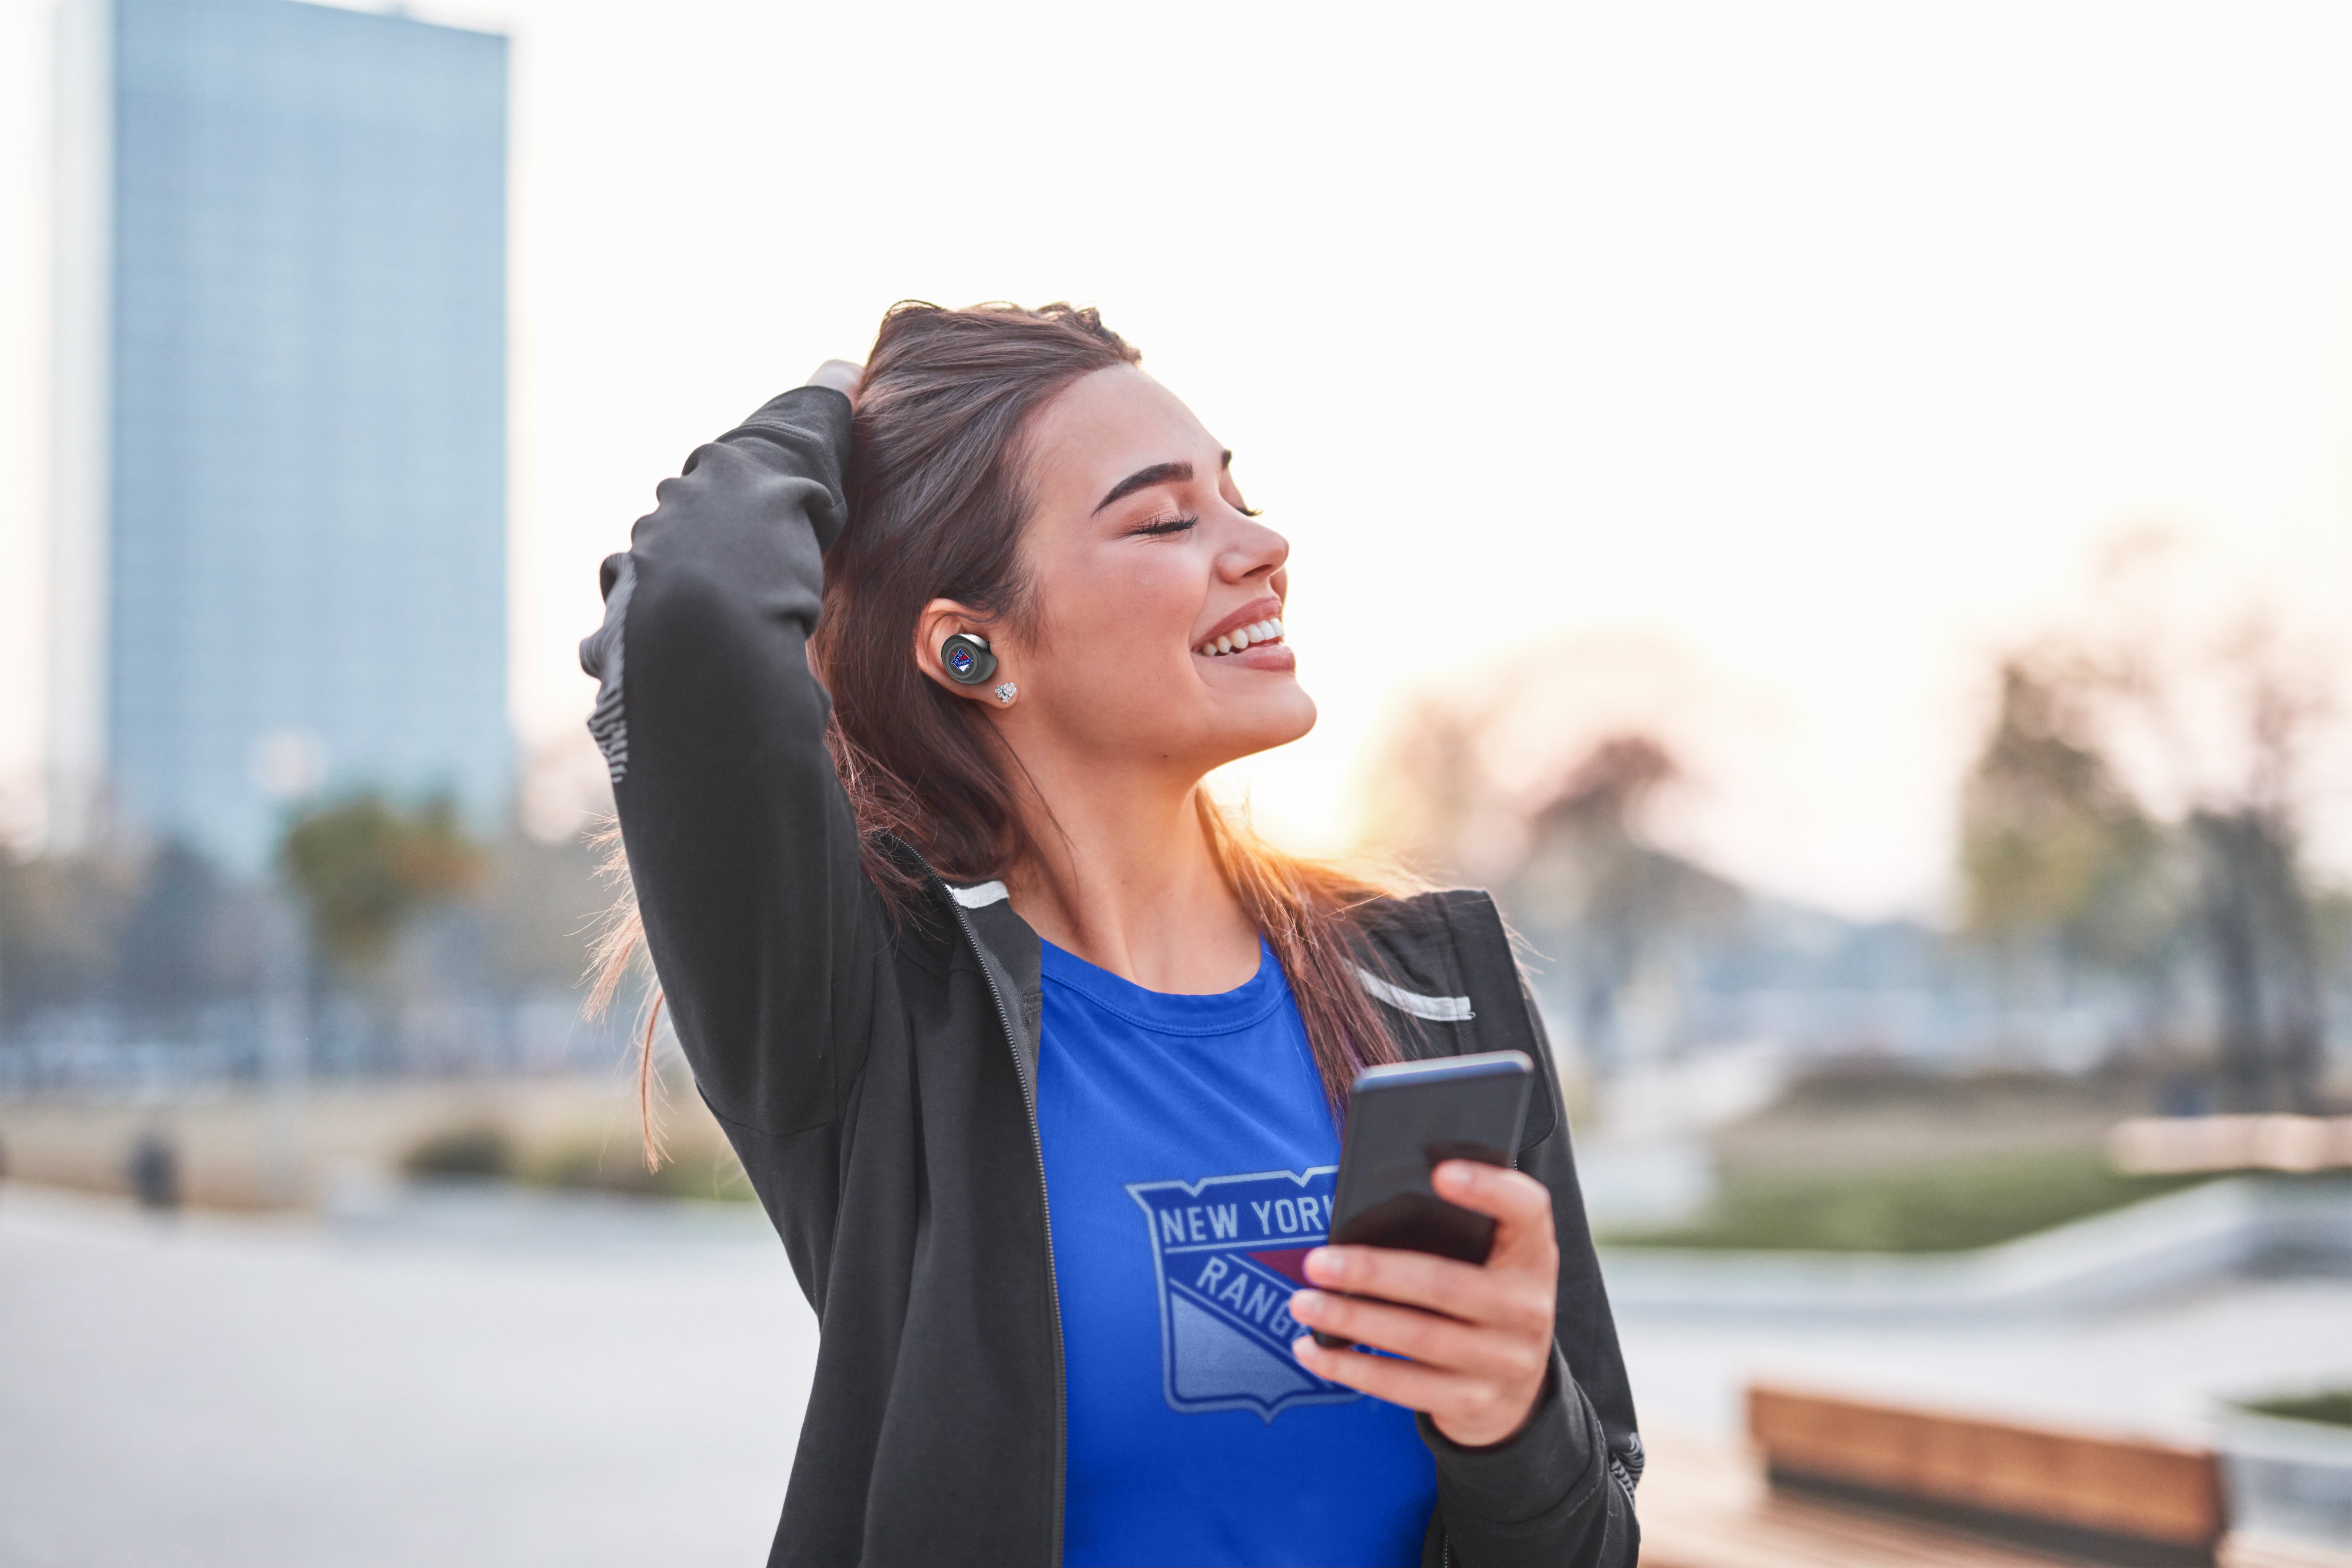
top-left (1305, 1245), bottom-right (1480, 1311)
top-left (1308, 1241), bottom-right (1543, 1335)
top-left (1433, 1162), bottom-right (1558, 1264)
top-left (1291, 1333), bottom-right (1466, 1410)
top-left (1431, 1162), bottom-right (1550, 1227)
top-left (1288, 1289), bottom-right (1531, 1382)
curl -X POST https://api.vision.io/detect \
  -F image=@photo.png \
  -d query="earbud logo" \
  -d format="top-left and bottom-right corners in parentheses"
top-left (939, 632), bottom-right (997, 686)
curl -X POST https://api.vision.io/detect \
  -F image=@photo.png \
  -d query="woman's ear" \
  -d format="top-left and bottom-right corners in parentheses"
top-left (914, 599), bottom-right (1011, 703)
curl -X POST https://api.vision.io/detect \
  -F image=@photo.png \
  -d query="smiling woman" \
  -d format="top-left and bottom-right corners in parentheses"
top-left (580, 301), bottom-right (1639, 1567)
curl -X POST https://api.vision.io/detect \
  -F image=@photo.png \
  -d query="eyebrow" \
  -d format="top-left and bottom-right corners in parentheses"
top-left (1089, 451), bottom-right (1236, 516)
top-left (1092, 460), bottom-right (1190, 516)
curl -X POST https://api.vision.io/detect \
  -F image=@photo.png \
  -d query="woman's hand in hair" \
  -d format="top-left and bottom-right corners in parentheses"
top-left (804, 358), bottom-right (865, 406)
top-left (1288, 1162), bottom-right (1559, 1449)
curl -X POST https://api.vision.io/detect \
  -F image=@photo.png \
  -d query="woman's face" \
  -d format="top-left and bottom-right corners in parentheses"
top-left (973, 363), bottom-right (1315, 779)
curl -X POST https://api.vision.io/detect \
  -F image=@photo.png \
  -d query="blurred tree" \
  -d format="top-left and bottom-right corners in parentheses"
top-left (1359, 676), bottom-right (1744, 1073)
top-left (2190, 807), bottom-right (2322, 1110)
top-left (1353, 686), bottom-right (1505, 883)
top-left (113, 841), bottom-right (262, 1027)
top-left (1960, 656), bottom-right (2176, 979)
top-left (1504, 736), bottom-right (1743, 1074)
top-left (2176, 645), bottom-right (2332, 1111)
top-left (0, 848), bottom-right (138, 1032)
top-left (280, 795), bottom-right (485, 981)
top-left (475, 832), bottom-right (605, 994)
top-left (1963, 590), bottom-right (2339, 1109)
top-left (2, 802), bottom-right (606, 1075)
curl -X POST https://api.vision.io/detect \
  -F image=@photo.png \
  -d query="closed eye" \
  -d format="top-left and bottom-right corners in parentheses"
top-left (1129, 513), bottom-right (1199, 538)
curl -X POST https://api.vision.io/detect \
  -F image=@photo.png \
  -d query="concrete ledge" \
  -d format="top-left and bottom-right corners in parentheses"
top-left (1600, 1176), bottom-right (2352, 1319)
top-left (2218, 1409), bottom-right (2352, 1550)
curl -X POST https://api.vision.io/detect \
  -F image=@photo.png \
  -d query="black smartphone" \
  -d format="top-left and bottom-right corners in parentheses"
top-left (1310, 1049), bottom-right (1535, 1350)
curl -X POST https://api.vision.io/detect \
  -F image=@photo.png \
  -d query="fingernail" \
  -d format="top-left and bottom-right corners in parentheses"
top-left (1290, 1289), bottom-right (1324, 1318)
top-left (1305, 1247), bottom-right (1339, 1282)
top-left (1292, 1336), bottom-right (1318, 1362)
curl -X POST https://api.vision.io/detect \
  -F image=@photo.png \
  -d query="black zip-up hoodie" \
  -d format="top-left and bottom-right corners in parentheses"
top-left (581, 385), bottom-right (1643, 1566)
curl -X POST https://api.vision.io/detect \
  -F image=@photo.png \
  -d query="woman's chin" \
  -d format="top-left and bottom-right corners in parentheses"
top-left (1217, 684), bottom-right (1317, 758)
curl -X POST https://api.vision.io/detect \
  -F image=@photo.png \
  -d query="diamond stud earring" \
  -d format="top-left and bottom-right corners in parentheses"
top-left (993, 682), bottom-right (1018, 706)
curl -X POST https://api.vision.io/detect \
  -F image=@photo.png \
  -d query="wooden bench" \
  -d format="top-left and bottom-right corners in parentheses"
top-left (1640, 1419), bottom-right (2350, 1568)
top-left (1746, 1384), bottom-right (2224, 1566)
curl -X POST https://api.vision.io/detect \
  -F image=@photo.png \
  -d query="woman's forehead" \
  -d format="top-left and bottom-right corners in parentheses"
top-left (1026, 365), bottom-right (1220, 509)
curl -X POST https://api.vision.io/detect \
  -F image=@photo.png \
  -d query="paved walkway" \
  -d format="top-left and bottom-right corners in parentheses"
top-left (0, 1185), bottom-right (813, 1568)
top-left (6, 1181), bottom-right (2350, 1565)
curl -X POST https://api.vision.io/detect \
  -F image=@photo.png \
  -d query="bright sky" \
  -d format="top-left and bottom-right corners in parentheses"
top-left (4, 0), bottom-right (2350, 918)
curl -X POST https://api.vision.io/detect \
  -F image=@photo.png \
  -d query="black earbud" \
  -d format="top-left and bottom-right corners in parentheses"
top-left (939, 632), bottom-right (998, 686)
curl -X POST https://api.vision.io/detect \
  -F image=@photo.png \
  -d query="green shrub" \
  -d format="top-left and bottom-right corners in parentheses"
top-left (2243, 1391), bottom-right (2352, 1429)
top-left (522, 1134), bottom-right (755, 1203)
top-left (1602, 1148), bottom-right (2210, 1253)
top-left (400, 1124), bottom-right (513, 1179)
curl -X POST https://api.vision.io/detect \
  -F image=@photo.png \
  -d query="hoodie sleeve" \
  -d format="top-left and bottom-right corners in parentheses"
top-left (1416, 1348), bottom-right (1639, 1567)
top-left (580, 385), bottom-right (885, 1141)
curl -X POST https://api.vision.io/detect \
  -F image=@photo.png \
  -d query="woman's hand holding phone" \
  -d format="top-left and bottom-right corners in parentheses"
top-left (1288, 1159), bottom-right (1559, 1449)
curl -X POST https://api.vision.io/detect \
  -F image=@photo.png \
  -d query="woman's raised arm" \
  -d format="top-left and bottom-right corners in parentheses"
top-left (580, 375), bottom-right (882, 1141)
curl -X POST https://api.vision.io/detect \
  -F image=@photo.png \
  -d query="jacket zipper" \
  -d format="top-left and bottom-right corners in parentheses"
top-left (939, 882), bottom-right (1068, 1568)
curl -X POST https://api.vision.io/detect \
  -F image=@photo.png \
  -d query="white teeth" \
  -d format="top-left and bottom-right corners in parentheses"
top-left (1196, 618), bottom-right (1288, 657)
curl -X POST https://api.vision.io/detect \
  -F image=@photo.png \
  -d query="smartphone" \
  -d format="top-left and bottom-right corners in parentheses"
top-left (1310, 1050), bottom-right (1535, 1350)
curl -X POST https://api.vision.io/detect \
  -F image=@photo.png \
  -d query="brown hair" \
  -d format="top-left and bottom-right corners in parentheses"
top-left (594, 302), bottom-right (1410, 1161)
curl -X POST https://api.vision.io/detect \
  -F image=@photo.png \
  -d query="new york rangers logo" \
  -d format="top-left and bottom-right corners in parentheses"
top-left (1124, 1166), bottom-right (1361, 1421)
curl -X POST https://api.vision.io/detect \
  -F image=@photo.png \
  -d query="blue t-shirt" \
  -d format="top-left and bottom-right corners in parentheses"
top-left (1037, 937), bottom-right (1438, 1568)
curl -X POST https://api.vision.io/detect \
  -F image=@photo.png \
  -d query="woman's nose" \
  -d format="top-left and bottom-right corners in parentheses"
top-left (1221, 514), bottom-right (1290, 581)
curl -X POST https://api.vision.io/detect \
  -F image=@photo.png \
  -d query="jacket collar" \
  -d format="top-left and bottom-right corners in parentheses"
top-left (927, 870), bottom-right (1555, 1151)
top-left (948, 882), bottom-right (1044, 1094)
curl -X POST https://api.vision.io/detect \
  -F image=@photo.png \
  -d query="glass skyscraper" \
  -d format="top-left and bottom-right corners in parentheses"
top-left (51, 0), bottom-right (509, 873)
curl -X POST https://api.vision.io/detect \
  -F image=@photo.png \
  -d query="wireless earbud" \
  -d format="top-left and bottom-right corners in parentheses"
top-left (939, 632), bottom-right (998, 686)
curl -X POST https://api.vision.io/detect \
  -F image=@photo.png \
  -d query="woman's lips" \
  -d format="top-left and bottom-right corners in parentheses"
top-left (1203, 640), bottom-right (1295, 672)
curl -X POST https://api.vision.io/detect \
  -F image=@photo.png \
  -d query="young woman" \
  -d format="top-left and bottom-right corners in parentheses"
top-left (582, 303), bottom-right (1641, 1567)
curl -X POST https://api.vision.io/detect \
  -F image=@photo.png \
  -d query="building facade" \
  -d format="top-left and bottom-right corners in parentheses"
top-left (52, 0), bottom-right (509, 872)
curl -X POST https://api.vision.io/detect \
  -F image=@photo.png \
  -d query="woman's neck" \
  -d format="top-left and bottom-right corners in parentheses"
top-left (1000, 761), bottom-right (1261, 996)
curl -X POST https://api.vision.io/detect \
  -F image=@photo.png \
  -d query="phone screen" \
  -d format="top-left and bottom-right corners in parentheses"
top-left (1310, 1050), bottom-right (1534, 1349)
